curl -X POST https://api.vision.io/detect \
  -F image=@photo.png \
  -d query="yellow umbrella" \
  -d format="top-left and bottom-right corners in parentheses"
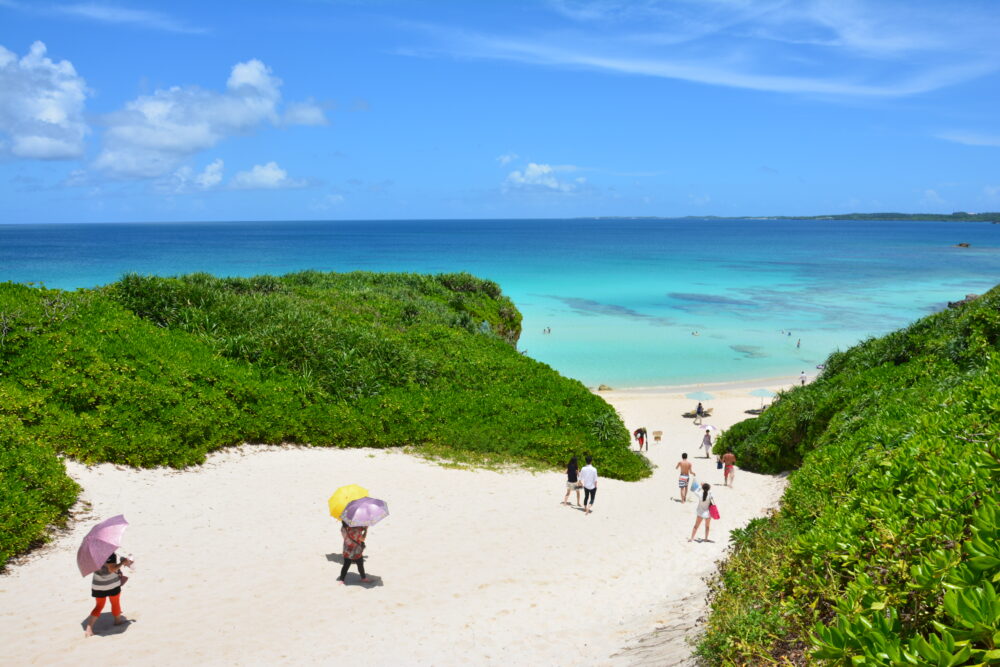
top-left (328, 484), bottom-right (368, 519)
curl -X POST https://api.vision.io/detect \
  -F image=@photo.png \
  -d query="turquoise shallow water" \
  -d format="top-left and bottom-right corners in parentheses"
top-left (2, 218), bottom-right (998, 387)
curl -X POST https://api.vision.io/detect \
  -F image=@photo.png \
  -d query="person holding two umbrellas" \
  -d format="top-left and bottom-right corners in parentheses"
top-left (339, 521), bottom-right (370, 584)
top-left (328, 485), bottom-right (389, 585)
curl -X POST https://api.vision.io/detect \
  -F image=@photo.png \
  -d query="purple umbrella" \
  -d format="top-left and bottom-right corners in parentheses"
top-left (77, 515), bottom-right (129, 577)
top-left (342, 497), bottom-right (389, 527)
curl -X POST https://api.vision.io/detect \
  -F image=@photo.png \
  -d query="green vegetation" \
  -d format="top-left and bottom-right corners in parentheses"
top-left (587, 212), bottom-right (1000, 222)
top-left (0, 271), bottom-right (649, 569)
top-left (699, 286), bottom-right (1000, 665)
top-left (783, 211), bottom-right (1000, 222)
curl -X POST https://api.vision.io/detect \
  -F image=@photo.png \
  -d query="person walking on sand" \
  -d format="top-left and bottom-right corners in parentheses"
top-left (579, 455), bottom-right (598, 515)
top-left (339, 521), bottom-right (371, 584)
top-left (676, 453), bottom-right (695, 503)
top-left (563, 455), bottom-right (582, 506)
top-left (701, 429), bottom-right (713, 459)
top-left (800, 371), bottom-right (807, 386)
top-left (85, 552), bottom-right (132, 637)
top-left (689, 484), bottom-right (715, 542)
top-left (722, 450), bottom-right (736, 487)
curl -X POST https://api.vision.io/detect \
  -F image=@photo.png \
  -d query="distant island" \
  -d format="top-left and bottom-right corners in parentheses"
top-left (583, 211), bottom-right (1000, 222)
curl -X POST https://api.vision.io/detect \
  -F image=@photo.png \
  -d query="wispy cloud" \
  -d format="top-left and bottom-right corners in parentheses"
top-left (402, 1), bottom-right (1000, 98)
top-left (921, 188), bottom-right (944, 205)
top-left (55, 3), bottom-right (207, 34)
top-left (936, 131), bottom-right (1000, 148)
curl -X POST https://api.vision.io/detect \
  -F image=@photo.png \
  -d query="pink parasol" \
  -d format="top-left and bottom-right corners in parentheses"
top-left (77, 515), bottom-right (129, 577)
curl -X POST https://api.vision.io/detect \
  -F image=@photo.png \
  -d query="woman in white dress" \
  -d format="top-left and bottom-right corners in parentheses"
top-left (689, 484), bottom-right (715, 542)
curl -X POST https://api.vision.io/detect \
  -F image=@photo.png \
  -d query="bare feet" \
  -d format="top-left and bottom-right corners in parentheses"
top-left (114, 616), bottom-right (128, 626)
top-left (361, 577), bottom-right (372, 583)
top-left (85, 626), bottom-right (94, 637)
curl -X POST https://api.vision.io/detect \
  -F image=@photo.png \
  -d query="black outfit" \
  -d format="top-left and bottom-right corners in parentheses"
top-left (339, 558), bottom-right (366, 580)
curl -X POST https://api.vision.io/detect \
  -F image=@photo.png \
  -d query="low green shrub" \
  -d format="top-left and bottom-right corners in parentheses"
top-left (701, 286), bottom-right (1000, 664)
top-left (0, 272), bottom-right (647, 569)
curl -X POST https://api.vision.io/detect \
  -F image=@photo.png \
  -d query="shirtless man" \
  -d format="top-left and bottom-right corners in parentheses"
top-left (722, 450), bottom-right (736, 487)
top-left (676, 453), bottom-right (695, 502)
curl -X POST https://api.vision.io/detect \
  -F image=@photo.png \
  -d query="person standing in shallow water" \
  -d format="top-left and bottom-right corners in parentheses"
top-left (339, 521), bottom-right (371, 584)
top-left (85, 552), bottom-right (132, 637)
top-left (563, 455), bottom-right (581, 506)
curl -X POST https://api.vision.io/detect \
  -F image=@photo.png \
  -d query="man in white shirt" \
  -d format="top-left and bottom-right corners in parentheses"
top-left (800, 371), bottom-right (807, 386)
top-left (579, 456), bottom-right (598, 515)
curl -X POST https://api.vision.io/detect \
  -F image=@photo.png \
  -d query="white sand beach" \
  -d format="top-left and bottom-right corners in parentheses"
top-left (0, 377), bottom-right (796, 666)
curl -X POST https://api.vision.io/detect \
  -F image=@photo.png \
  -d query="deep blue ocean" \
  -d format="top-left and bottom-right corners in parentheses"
top-left (2, 218), bottom-right (998, 387)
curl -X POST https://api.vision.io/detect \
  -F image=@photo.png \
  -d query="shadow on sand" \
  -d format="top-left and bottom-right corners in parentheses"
top-left (80, 614), bottom-right (133, 637)
top-left (325, 553), bottom-right (384, 588)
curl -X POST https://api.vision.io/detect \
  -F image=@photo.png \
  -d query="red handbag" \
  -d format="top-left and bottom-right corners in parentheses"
top-left (709, 503), bottom-right (720, 520)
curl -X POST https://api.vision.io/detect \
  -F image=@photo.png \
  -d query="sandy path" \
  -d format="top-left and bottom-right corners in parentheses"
top-left (0, 378), bottom-right (793, 666)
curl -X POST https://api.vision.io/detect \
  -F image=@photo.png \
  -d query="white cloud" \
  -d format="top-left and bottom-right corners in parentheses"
top-left (504, 162), bottom-right (578, 193)
top-left (92, 59), bottom-right (323, 179)
top-left (936, 131), bottom-right (1000, 148)
top-left (56, 3), bottom-right (207, 34)
top-left (283, 100), bottom-right (327, 126)
top-left (230, 161), bottom-right (304, 190)
top-left (159, 158), bottom-right (224, 194)
top-left (497, 152), bottom-right (519, 165)
top-left (195, 158), bottom-right (224, 189)
top-left (0, 41), bottom-right (89, 159)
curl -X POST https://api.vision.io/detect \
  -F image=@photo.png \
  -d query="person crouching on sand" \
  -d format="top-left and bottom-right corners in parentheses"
top-left (86, 552), bottom-right (132, 637)
top-left (339, 521), bottom-right (371, 585)
top-left (563, 455), bottom-right (582, 506)
top-left (689, 484), bottom-right (715, 543)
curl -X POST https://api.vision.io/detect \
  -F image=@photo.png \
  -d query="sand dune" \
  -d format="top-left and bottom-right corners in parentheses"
top-left (0, 378), bottom-right (794, 665)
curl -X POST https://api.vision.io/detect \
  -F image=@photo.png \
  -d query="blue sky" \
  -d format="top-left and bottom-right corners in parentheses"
top-left (1, 0), bottom-right (999, 222)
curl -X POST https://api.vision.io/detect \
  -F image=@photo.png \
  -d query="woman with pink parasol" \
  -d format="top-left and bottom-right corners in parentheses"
top-left (78, 515), bottom-right (134, 637)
